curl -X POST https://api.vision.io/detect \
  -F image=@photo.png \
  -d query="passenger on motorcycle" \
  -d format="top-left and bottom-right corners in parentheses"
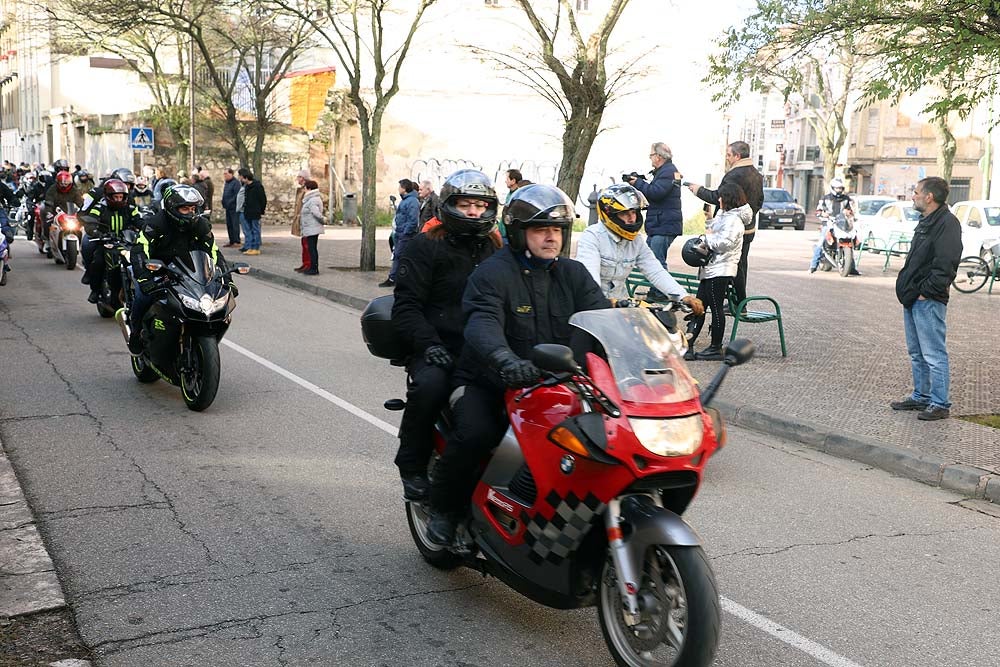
top-left (128, 185), bottom-right (229, 354)
top-left (132, 176), bottom-right (153, 208)
top-left (391, 169), bottom-right (501, 502)
top-left (576, 183), bottom-right (704, 315)
top-left (425, 184), bottom-right (611, 546)
top-left (80, 179), bottom-right (143, 303)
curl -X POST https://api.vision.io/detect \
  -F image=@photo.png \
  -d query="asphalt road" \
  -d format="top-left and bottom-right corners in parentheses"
top-left (1, 241), bottom-right (998, 667)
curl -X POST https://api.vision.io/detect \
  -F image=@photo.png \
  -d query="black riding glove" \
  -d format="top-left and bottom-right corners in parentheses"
top-left (424, 344), bottom-right (453, 369)
top-left (490, 350), bottom-right (540, 389)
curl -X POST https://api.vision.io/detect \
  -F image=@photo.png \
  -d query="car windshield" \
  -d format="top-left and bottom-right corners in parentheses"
top-left (764, 190), bottom-right (793, 203)
top-left (568, 309), bottom-right (698, 405)
top-left (857, 199), bottom-right (895, 215)
top-left (985, 207), bottom-right (1000, 226)
top-left (902, 206), bottom-right (920, 221)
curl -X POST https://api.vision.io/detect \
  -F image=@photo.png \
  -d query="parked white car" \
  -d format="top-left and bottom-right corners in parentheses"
top-left (859, 200), bottom-right (920, 241)
top-left (951, 200), bottom-right (1000, 261)
top-left (852, 195), bottom-right (898, 241)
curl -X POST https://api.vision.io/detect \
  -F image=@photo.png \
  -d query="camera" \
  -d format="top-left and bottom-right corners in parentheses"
top-left (621, 171), bottom-right (644, 182)
top-left (681, 181), bottom-right (694, 187)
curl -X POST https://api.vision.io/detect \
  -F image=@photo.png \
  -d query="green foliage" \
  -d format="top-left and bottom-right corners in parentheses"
top-left (374, 210), bottom-right (394, 227)
top-left (683, 210), bottom-right (707, 236)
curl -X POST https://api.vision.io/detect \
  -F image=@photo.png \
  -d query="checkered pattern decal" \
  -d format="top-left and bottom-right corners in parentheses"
top-left (521, 490), bottom-right (605, 565)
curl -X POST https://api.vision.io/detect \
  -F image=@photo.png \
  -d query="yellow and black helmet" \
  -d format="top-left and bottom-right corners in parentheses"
top-left (597, 183), bottom-right (648, 240)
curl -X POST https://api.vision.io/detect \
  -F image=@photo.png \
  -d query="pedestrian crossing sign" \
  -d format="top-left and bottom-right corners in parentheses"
top-left (129, 127), bottom-right (155, 151)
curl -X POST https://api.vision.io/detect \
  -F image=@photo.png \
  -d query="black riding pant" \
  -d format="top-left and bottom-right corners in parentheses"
top-left (429, 382), bottom-right (507, 515)
top-left (734, 232), bottom-right (753, 305)
top-left (395, 358), bottom-right (453, 476)
top-left (688, 276), bottom-right (732, 349)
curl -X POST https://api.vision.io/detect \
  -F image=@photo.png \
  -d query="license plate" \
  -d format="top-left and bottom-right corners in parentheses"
top-left (779, 218), bottom-right (792, 222)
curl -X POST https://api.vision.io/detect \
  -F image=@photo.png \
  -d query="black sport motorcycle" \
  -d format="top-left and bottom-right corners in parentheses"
top-left (115, 250), bottom-right (249, 411)
top-left (90, 229), bottom-right (136, 319)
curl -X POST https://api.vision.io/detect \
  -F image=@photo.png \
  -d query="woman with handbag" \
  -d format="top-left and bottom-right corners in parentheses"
top-left (683, 182), bottom-right (750, 360)
top-left (299, 180), bottom-right (325, 275)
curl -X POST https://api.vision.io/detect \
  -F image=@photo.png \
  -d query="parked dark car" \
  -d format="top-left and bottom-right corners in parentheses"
top-left (758, 188), bottom-right (806, 230)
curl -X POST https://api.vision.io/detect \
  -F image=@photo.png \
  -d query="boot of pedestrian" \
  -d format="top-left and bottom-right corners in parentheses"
top-left (694, 345), bottom-right (724, 361)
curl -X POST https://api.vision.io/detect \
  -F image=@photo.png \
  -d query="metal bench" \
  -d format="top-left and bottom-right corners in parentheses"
top-left (857, 231), bottom-right (911, 272)
top-left (625, 269), bottom-right (787, 357)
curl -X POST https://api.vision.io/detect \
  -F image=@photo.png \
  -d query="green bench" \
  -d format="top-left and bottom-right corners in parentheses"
top-left (625, 269), bottom-right (788, 357)
top-left (857, 231), bottom-right (911, 272)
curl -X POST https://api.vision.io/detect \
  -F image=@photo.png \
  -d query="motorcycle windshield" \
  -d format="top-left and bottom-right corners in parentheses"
top-left (171, 250), bottom-right (220, 296)
top-left (569, 309), bottom-right (698, 405)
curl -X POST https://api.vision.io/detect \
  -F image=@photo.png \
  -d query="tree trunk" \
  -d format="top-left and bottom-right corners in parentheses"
top-left (359, 137), bottom-right (380, 271)
top-left (931, 115), bottom-right (956, 183)
top-left (557, 104), bottom-right (603, 205)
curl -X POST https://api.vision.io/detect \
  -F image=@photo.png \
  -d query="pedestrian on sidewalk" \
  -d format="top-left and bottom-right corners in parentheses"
top-left (381, 178), bottom-right (419, 287)
top-left (687, 140), bottom-right (764, 309)
top-left (299, 180), bottom-right (324, 275)
top-left (890, 177), bottom-right (962, 421)
top-left (418, 179), bottom-right (440, 227)
top-left (626, 143), bottom-right (683, 272)
top-left (200, 169), bottom-right (215, 216)
top-left (221, 168), bottom-right (241, 247)
top-left (291, 169), bottom-right (310, 271)
top-left (238, 168), bottom-right (266, 255)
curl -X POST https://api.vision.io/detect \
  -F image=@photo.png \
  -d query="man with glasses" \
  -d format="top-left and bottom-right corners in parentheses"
top-left (626, 143), bottom-right (683, 283)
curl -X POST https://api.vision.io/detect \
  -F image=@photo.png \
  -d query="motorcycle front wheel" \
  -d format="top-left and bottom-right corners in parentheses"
top-left (838, 246), bottom-right (854, 277)
top-left (598, 545), bottom-right (720, 667)
top-left (65, 240), bottom-right (78, 270)
top-left (181, 336), bottom-right (221, 411)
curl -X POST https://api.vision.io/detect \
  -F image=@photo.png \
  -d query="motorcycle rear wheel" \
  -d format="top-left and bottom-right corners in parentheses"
top-left (598, 545), bottom-right (720, 667)
top-left (181, 336), bottom-right (221, 411)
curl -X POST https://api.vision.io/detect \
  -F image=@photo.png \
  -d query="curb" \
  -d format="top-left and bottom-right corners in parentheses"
top-left (714, 400), bottom-right (1000, 503)
top-left (247, 269), bottom-right (1000, 504)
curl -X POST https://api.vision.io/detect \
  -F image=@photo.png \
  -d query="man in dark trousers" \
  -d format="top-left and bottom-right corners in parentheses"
top-left (890, 177), bottom-right (962, 421)
top-left (687, 140), bottom-right (764, 308)
top-left (221, 168), bottom-right (241, 247)
top-left (627, 142), bottom-right (683, 273)
top-left (238, 168), bottom-right (266, 255)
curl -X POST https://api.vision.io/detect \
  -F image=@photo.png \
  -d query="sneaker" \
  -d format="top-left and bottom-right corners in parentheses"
top-left (890, 397), bottom-right (929, 411)
top-left (400, 472), bottom-right (430, 502)
top-left (244, 249), bottom-right (261, 256)
top-left (87, 289), bottom-right (100, 304)
top-left (378, 278), bottom-right (395, 288)
top-left (917, 405), bottom-right (950, 421)
top-left (425, 511), bottom-right (458, 546)
top-left (809, 266), bottom-right (817, 274)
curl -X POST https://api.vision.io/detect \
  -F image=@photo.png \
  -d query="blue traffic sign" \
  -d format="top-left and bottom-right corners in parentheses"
top-left (129, 127), bottom-right (155, 151)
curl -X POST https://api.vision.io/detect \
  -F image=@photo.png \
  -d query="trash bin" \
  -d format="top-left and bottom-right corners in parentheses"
top-left (343, 192), bottom-right (358, 225)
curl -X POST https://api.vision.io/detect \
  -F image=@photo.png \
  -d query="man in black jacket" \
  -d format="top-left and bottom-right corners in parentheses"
top-left (425, 184), bottom-right (610, 545)
top-left (627, 142), bottom-right (683, 272)
top-left (238, 168), bottom-right (266, 255)
top-left (391, 170), bottom-right (499, 501)
top-left (890, 177), bottom-right (962, 421)
top-left (687, 141), bottom-right (764, 306)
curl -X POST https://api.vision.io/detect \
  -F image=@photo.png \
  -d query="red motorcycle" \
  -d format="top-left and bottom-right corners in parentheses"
top-left (363, 300), bottom-right (753, 667)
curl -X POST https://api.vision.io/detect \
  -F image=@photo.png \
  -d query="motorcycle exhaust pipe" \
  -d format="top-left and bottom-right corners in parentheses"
top-left (114, 308), bottom-right (131, 345)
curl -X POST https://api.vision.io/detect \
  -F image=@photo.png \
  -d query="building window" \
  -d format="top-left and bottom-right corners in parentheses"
top-left (484, 0), bottom-right (500, 6)
top-left (865, 108), bottom-right (879, 146)
top-left (576, 0), bottom-right (590, 10)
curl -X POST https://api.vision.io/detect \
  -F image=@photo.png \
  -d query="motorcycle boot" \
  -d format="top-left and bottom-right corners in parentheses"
top-left (425, 511), bottom-right (459, 546)
top-left (400, 472), bottom-right (430, 502)
top-left (695, 345), bottom-right (724, 361)
top-left (87, 288), bottom-right (100, 304)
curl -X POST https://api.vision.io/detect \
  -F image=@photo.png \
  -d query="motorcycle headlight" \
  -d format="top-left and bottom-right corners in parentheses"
top-left (629, 415), bottom-right (704, 457)
top-left (179, 294), bottom-right (228, 314)
top-left (64, 218), bottom-right (78, 230)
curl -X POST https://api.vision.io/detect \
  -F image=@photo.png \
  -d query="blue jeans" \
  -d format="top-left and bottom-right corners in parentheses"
top-left (647, 234), bottom-right (677, 270)
top-left (902, 299), bottom-right (951, 409)
top-left (130, 281), bottom-right (156, 331)
top-left (810, 243), bottom-right (823, 270)
top-left (243, 217), bottom-right (261, 250)
top-left (239, 213), bottom-right (250, 249)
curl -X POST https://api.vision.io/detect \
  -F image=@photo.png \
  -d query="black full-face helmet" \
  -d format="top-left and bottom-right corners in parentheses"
top-left (162, 184), bottom-right (204, 227)
top-left (502, 184), bottom-right (575, 255)
top-left (681, 237), bottom-right (711, 267)
top-left (111, 168), bottom-right (136, 190)
top-left (52, 159), bottom-right (70, 173)
top-left (437, 169), bottom-right (499, 238)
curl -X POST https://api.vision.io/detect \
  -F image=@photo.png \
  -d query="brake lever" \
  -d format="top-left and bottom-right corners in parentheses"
top-left (514, 372), bottom-right (570, 402)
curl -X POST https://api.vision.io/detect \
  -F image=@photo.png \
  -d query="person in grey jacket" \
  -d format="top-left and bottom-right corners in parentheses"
top-left (299, 180), bottom-right (325, 275)
top-left (575, 183), bottom-right (703, 315)
top-left (685, 182), bottom-right (749, 361)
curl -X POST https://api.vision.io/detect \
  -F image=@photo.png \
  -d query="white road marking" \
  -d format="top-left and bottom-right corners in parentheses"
top-left (222, 337), bottom-right (865, 667)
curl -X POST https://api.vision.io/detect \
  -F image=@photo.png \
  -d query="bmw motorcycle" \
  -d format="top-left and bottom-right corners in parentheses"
top-left (363, 298), bottom-right (754, 667)
top-left (816, 212), bottom-right (858, 277)
top-left (115, 250), bottom-right (249, 411)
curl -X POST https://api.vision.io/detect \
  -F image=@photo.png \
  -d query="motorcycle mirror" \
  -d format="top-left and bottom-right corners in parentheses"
top-left (530, 344), bottom-right (578, 373)
top-left (723, 339), bottom-right (755, 367)
top-left (146, 260), bottom-right (165, 272)
top-left (232, 262), bottom-right (251, 275)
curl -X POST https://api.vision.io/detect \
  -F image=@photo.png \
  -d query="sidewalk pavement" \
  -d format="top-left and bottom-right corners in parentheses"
top-left (240, 224), bottom-right (1000, 502)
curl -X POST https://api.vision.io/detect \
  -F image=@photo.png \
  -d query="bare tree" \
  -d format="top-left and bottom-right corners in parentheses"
top-left (475, 0), bottom-right (636, 204)
top-left (267, 0), bottom-right (436, 271)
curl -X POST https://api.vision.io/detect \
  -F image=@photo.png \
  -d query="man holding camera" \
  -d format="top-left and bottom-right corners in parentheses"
top-left (626, 143), bottom-right (683, 279)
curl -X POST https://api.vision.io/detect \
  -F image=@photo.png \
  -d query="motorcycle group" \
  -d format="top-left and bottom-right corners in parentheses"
top-left (1, 160), bottom-right (248, 411)
top-left (363, 167), bottom-right (758, 667)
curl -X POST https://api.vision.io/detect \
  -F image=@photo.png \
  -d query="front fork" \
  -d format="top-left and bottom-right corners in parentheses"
top-left (606, 496), bottom-right (657, 625)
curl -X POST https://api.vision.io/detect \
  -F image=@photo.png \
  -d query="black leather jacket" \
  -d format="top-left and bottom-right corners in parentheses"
top-left (895, 205), bottom-right (962, 306)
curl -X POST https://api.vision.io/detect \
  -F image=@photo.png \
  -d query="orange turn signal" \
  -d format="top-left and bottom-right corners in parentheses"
top-left (549, 426), bottom-right (590, 458)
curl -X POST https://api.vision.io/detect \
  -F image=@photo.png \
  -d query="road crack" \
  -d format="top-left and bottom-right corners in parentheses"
top-left (711, 527), bottom-right (981, 559)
